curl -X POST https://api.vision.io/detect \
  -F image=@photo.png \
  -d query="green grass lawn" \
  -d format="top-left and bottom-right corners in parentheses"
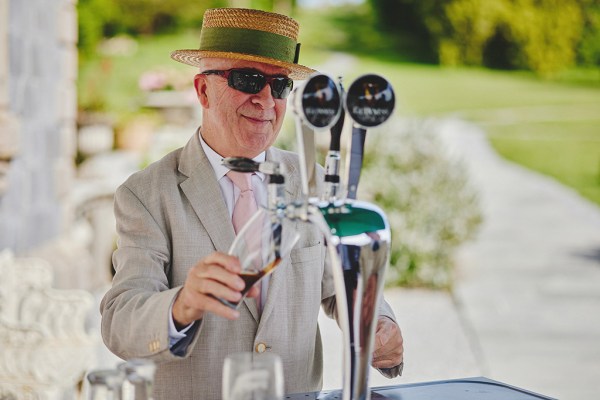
top-left (488, 120), bottom-right (600, 204)
top-left (78, 29), bottom-right (600, 206)
top-left (78, 31), bottom-right (200, 117)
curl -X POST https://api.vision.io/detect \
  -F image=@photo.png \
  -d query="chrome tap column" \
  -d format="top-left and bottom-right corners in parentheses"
top-left (339, 74), bottom-right (395, 400)
top-left (321, 201), bottom-right (391, 400)
top-left (291, 73), bottom-right (395, 400)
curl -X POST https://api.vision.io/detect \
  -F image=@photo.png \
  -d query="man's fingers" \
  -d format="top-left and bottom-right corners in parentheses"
top-left (174, 252), bottom-right (247, 324)
top-left (180, 288), bottom-right (241, 321)
top-left (192, 278), bottom-right (243, 304)
top-left (371, 356), bottom-right (400, 369)
top-left (202, 252), bottom-right (242, 274)
top-left (372, 344), bottom-right (403, 362)
top-left (372, 347), bottom-right (403, 369)
top-left (192, 264), bottom-right (245, 292)
top-left (200, 293), bottom-right (241, 320)
top-left (372, 320), bottom-right (393, 358)
top-left (371, 318), bottom-right (404, 368)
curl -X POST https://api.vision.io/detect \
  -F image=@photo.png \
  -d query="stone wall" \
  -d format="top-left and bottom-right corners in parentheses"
top-left (0, 0), bottom-right (78, 253)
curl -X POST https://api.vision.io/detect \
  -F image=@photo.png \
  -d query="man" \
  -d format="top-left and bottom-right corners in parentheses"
top-left (100, 8), bottom-right (403, 399)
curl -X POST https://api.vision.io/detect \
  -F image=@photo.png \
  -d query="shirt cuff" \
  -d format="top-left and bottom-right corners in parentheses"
top-left (168, 302), bottom-right (195, 348)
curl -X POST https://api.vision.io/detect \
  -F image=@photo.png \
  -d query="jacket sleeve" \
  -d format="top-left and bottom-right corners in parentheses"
top-left (100, 183), bottom-right (198, 363)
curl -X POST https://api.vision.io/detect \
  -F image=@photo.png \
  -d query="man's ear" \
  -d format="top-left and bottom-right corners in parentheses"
top-left (194, 74), bottom-right (210, 108)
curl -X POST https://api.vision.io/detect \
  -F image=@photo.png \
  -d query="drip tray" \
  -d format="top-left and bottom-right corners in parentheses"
top-left (285, 390), bottom-right (389, 399)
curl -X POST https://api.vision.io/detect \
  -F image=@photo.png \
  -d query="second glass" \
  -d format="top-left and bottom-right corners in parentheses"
top-left (222, 352), bottom-right (284, 400)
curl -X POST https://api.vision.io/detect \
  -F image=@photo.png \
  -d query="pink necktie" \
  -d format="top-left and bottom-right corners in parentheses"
top-left (227, 170), bottom-right (261, 311)
top-left (227, 171), bottom-right (258, 234)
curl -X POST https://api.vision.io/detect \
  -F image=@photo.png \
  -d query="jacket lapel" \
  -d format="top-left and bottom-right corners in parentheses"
top-left (178, 133), bottom-right (235, 255)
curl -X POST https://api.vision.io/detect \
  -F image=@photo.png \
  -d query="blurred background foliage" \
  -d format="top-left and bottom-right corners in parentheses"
top-left (78, 0), bottom-right (224, 56)
top-left (369, 0), bottom-right (600, 75)
top-left (359, 120), bottom-right (483, 288)
top-left (76, 0), bottom-right (600, 287)
top-left (78, 0), bottom-right (600, 73)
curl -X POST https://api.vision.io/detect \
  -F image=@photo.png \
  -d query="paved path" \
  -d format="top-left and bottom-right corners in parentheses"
top-left (318, 116), bottom-right (600, 399)
top-left (319, 287), bottom-right (483, 390)
top-left (440, 118), bottom-right (600, 399)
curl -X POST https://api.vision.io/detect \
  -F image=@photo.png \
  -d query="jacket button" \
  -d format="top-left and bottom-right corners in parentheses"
top-left (255, 343), bottom-right (267, 353)
top-left (148, 340), bottom-right (160, 352)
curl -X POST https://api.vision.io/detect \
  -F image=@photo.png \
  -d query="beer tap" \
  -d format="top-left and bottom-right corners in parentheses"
top-left (292, 73), bottom-right (396, 400)
top-left (289, 73), bottom-right (354, 399)
top-left (290, 72), bottom-right (389, 400)
top-left (335, 74), bottom-right (396, 400)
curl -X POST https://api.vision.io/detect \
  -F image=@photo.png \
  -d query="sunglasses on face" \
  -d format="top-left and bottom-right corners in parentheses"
top-left (201, 69), bottom-right (294, 99)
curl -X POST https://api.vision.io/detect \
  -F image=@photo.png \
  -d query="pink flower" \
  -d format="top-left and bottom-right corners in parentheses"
top-left (138, 71), bottom-right (168, 91)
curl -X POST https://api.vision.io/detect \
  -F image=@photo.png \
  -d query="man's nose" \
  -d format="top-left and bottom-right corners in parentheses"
top-left (251, 84), bottom-right (276, 108)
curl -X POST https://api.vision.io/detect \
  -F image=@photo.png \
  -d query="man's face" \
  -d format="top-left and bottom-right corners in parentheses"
top-left (194, 58), bottom-right (290, 158)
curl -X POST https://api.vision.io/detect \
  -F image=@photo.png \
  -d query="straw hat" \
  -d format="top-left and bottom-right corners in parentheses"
top-left (170, 8), bottom-right (315, 80)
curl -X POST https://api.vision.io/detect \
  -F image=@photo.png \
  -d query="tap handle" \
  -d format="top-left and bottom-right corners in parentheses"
top-left (329, 77), bottom-right (346, 153)
top-left (322, 77), bottom-right (346, 202)
top-left (345, 127), bottom-right (367, 200)
top-left (222, 157), bottom-right (283, 176)
top-left (222, 157), bottom-right (260, 173)
top-left (344, 74), bottom-right (395, 200)
top-left (291, 73), bottom-right (342, 199)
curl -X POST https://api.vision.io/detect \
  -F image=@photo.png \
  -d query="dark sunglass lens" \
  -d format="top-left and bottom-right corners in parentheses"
top-left (271, 78), bottom-right (293, 99)
top-left (229, 70), bottom-right (264, 94)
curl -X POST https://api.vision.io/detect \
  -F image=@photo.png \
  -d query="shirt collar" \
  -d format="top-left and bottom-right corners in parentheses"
top-left (199, 132), bottom-right (266, 181)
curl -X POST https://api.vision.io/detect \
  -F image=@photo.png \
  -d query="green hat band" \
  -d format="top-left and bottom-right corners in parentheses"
top-left (199, 27), bottom-right (300, 64)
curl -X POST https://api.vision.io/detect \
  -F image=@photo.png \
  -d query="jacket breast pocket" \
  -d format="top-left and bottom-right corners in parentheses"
top-left (290, 242), bottom-right (323, 268)
top-left (289, 242), bottom-right (325, 307)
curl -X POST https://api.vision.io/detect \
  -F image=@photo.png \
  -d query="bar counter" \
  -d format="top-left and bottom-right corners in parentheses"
top-left (285, 377), bottom-right (557, 400)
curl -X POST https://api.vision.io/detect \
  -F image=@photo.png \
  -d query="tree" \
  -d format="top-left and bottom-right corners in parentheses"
top-left (577, 0), bottom-right (600, 67)
top-left (505, 0), bottom-right (582, 76)
top-left (368, 0), bottom-right (593, 75)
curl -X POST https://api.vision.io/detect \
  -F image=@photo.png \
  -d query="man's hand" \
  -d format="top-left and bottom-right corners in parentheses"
top-left (371, 317), bottom-right (403, 369)
top-left (172, 252), bottom-right (259, 327)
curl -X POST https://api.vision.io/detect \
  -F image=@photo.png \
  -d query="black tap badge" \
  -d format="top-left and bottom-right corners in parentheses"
top-left (301, 74), bottom-right (342, 129)
top-left (346, 74), bottom-right (395, 127)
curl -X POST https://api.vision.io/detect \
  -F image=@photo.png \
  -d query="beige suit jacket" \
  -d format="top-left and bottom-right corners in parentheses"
top-left (100, 132), bottom-right (398, 399)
